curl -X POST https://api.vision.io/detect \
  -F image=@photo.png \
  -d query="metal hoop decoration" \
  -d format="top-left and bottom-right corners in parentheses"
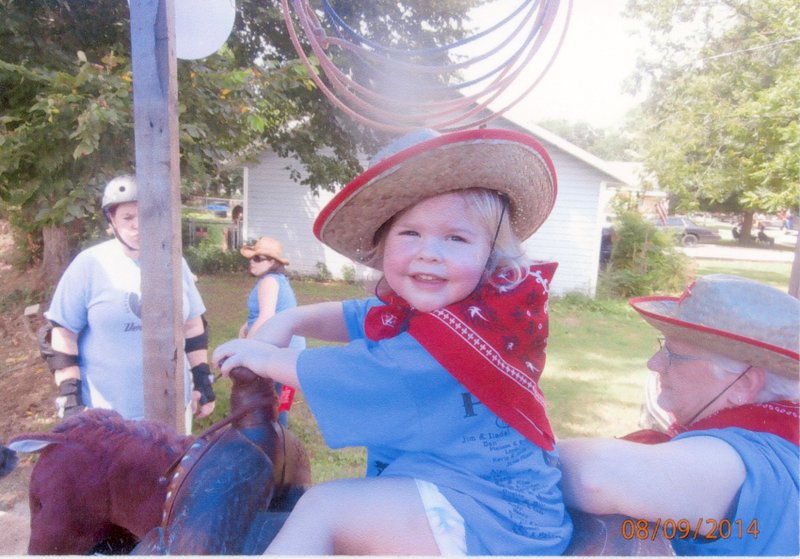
top-left (280, 0), bottom-right (572, 132)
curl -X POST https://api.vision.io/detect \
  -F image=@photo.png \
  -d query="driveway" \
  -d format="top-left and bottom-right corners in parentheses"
top-left (680, 230), bottom-right (796, 263)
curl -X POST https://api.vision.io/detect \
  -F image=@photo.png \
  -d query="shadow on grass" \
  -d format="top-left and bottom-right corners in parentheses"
top-left (542, 372), bottom-right (647, 439)
top-left (546, 296), bottom-right (654, 439)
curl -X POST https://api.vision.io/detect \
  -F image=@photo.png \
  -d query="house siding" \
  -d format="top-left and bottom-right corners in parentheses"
top-left (244, 128), bottom-right (620, 296)
top-left (524, 141), bottom-right (609, 295)
top-left (244, 155), bottom-right (375, 282)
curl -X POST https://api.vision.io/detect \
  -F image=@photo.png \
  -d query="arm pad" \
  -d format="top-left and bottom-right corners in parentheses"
top-left (56, 378), bottom-right (85, 419)
top-left (185, 315), bottom-right (209, 353)
top-left (37, 322), bottom-right (79, 373)
top-left (191, 363), bottom-right (216, 405)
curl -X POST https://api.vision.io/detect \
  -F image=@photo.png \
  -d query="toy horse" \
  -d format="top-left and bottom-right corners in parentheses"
top-left (9, 409), bottom-right (191, 554)
top-left (9, 367), bottom-right (310, 555)
top-left (133, 367), bottom-right (310, 554)
top-left (10, 365), bottom-right (669, 556)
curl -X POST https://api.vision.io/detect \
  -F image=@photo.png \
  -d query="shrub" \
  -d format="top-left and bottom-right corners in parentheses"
top-left (184, 240), bottom-right (247, 275)
top-left (315, 261), bottom-right (332, 282)
top-left (341, 264), bottom-right (356, 284)
top-left (601, 210), bottom-right (692, 297)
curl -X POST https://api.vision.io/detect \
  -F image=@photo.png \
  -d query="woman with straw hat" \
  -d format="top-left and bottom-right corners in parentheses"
top-left (239, 236), bottom-right (305, 425)
top-left (559, 274), bottom-right (799, 556)
top-left (239, 236), bottom-right (300, 340)
top-left (214, 128), bottom-right (571, 555)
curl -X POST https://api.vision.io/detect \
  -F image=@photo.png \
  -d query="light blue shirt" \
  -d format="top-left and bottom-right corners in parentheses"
top-left (296, 297), bottom-right (572, 555)
top-left (246, 272), bottom-right (305, 350)
top-left (672, 428), bottom-right (799, 556)
top-left (46, 239), bottom-right (205, 419)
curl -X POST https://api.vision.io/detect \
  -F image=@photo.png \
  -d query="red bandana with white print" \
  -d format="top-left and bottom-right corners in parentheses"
top-left (364, 262), bottom-right (558, 451)
top-left (623, 400), bottom-right (800, 446)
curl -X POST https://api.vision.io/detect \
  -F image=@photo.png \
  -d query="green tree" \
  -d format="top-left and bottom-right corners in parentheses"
top-left (538, 118), bottom-right (637, 161)
top-left (0, 0), bottom-right (482, 285)
top-left (625, 0), bottom-right (800, 241)
top-left (603, 209), bottom-right (691, 297)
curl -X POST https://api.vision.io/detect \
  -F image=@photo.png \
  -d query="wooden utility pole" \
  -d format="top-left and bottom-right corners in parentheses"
top-left (789, 231), bottom-right (800, 299)
top-left (129, 0), bottom-right (186, 434)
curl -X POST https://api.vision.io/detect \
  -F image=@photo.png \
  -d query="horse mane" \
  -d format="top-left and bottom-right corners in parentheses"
top-left (53, 409), bottom-right (192, 457)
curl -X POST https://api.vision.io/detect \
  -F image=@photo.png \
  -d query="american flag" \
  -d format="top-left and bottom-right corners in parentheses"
top-left (656, 198), bottom-right (669, 225)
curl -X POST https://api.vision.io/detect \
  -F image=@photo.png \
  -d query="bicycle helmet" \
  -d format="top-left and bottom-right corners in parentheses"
top-left (102, 174), bottom-right (138, 216)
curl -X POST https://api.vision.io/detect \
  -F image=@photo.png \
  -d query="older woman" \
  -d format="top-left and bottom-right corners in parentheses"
top-left (558, 274), bottom-right (798, 556)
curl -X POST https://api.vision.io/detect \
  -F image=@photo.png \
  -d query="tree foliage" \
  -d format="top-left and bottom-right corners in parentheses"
top-left (625, 0), bottom-right (800, 216)
top-left (538, 118), bottom-right (637, 160)
top-left (0, 0), bottom-right (481, 276)
top-left (603, 209), bottom-right (691, 297)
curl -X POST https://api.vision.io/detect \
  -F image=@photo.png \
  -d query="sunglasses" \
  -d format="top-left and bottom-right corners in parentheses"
top-left (250, 255), bottom-right (273, 263)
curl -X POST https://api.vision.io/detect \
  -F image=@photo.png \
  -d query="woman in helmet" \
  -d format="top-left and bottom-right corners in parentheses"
top-left (43, 174), bottom-right (215, 427)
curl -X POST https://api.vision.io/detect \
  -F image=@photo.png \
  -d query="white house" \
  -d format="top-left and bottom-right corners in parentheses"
top-left (241, 116), bottom-right (634, 296)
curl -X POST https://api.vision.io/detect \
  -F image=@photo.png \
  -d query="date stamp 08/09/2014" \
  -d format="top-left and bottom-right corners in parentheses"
top-left (621, 518), bottom-right (760, 541)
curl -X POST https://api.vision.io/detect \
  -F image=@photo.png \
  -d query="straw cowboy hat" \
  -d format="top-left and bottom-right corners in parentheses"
top-left (630, 274), bottom-right (800, 378)
top-left (240, 236), bottom-right (289, 266)
top-left (313, 128), bottom-right (557, 268)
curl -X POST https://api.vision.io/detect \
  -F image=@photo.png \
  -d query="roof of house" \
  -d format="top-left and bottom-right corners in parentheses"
top-left (494, 113), bottom-right (637, 187)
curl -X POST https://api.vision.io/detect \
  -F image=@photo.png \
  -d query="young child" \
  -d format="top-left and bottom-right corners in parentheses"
top-left (213, 128), bottom-right (572, 555)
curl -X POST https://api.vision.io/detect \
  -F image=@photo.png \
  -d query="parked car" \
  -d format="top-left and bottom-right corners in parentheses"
top-left (655, 216), bottom-right (721, 247)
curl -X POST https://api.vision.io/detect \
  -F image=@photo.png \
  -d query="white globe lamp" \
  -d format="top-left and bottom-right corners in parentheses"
top-left (174, 0), bottom-right (236, 60)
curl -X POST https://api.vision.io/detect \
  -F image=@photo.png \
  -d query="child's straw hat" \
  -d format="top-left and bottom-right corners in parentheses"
top-left (313, 128), bottom-right (557, 268)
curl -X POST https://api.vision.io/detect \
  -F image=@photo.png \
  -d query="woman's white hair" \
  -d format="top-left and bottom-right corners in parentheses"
top-left (711, 354), bottom-right (799, 402)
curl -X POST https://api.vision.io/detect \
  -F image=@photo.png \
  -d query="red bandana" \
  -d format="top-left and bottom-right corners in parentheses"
top-left (365, 262), bottom-right (558, 451)
top-left (622, 400), bottom-right (800, 446)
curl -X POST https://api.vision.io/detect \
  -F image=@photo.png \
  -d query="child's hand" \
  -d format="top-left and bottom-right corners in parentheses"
top-left (212, 339), bottom-right (277, 378)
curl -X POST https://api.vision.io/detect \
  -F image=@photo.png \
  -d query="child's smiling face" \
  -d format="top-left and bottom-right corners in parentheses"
top-left (382, 192), bottom-right (493, 312)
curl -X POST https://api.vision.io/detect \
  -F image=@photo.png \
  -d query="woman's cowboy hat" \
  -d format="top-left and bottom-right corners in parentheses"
top-left (630, 274), bottom-right (800, 378)
top-left (240, 236), bottom-right (289, 266)
top-left (313, 128), bottom-right (557, 268)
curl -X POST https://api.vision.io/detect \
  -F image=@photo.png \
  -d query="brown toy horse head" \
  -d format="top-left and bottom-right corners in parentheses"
top-left (9, 410), bottom-right (191, 554)
top-left (9, 367), bottom-right (310, 555)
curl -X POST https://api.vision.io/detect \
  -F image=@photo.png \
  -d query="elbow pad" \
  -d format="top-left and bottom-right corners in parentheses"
top-left (185, 315), bottom-right (209, 353)
top-left (37, 322), bottom-right (79, 374)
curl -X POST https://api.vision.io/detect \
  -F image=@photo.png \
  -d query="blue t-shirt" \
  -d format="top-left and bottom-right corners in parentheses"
top-left (297, 297), bottom-right (572, 555)
top-left (246, 272), bottom-right (305, 350)
top-left (46, 239), bottom-right (205, 419)
top-left (672, 428), bottom-right (799, 556)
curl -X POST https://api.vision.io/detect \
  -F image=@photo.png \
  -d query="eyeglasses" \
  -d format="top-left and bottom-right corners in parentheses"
top-left (250, 255), bottom-right (272, 263)
top-left (656, 337), bottom-right (708, 368)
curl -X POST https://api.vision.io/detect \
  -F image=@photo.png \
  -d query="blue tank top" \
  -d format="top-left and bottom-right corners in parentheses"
top-left (246, 273), bottom-right (305, 349)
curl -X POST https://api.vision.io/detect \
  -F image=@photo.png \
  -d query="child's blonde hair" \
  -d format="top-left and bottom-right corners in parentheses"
top-left (459, 188), bottom-right (531, 289)
top-left (372, 188), bottom-right (532, 293)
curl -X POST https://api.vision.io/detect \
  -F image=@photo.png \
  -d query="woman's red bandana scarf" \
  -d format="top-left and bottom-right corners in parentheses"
top-left (623, 400), bottom-right (799, 446)
top-left (364, 262), bottom-right (558, 451)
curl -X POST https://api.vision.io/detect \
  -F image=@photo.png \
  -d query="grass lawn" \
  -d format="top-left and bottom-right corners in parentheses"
top-left (694, 259), bottom-right (793, 290)
top-left (546, 296), bottom-right (653, 439)
top-left (192, 259), bottom-right (791, 482)
top-left (195, 274), bottom-right (368, 482)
